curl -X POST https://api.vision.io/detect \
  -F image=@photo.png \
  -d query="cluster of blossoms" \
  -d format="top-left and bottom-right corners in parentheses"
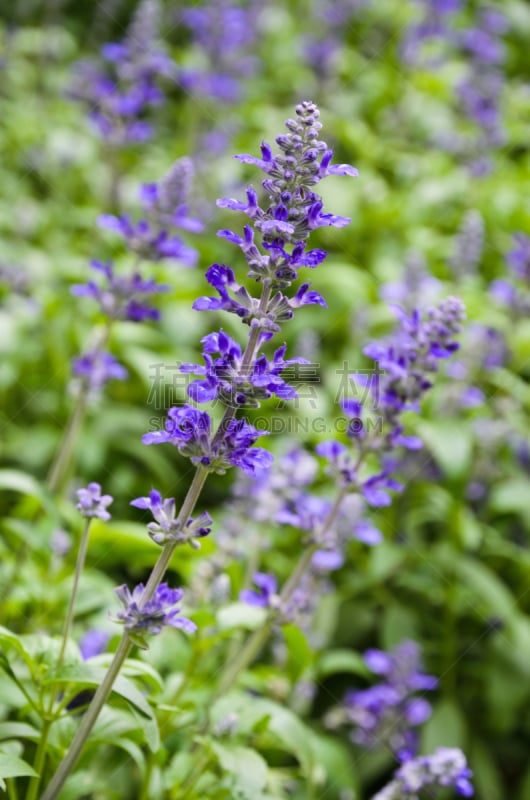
top-left (68, 0), bottom-right (175, 146)
top-left (72, 350), bottom-right (128, 396)
top-left (372, 747), bottom-right (474, 799)
top-left (71, 260), bottom-right (170, 323)
top-left (143, 407), bottom-right (273, 476)
top-left (71, 158), bottom-right (201, 396)
top-left (75, 482), bottom-right (113, 521)
top-left (453, 4), bottom-right (508, 176)
top-left (111, 583), bottom-right (196, 647)
top-left (179, 0), bottom-right (262, 105)
top-left (341, 642), bottom-right (438, 760)
top-left (130, 489), bottom-right (212, 548)
top-left (98, 157), bottom-right (202, 265)
top-left (144, 101), bottom-right (357, 479)
top-left (233, 296), bottom-right (464, 622)
top-left (316, 297), bottom-right (465, 504)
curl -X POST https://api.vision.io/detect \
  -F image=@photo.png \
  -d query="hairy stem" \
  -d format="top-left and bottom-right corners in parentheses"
top-left (46, 391), bottom-right (87, 494)
top-left (26, 718), bottom-right (52, 800)
top-left (46, 324), bottom-right (111, 494)
top-left (55, 519), bottom-right (92, 677)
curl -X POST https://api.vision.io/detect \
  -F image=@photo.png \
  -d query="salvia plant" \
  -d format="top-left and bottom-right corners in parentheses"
top-left (0, 98), bottom-right (474, 800)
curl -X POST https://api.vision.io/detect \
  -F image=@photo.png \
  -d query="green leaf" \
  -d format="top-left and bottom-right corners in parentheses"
top-left (283, 625), bottom-right (312, 683)
top-left (217, 603), bottom-right (268, 631)
top-left (307, 731), bottom-right (359, 796)
top-left (456, 557), bottom-right (515, 621)
top-left (43, 663), bottom-right (160, 750)
top-left (422, 700), bottom-right (467, 752)
top-left (212, 743), bottom-right (268, 799)
top-left (0, 722), bottom-right (40, 741)
top-left (381, 606), bottom-right (418, 649)
top-left (0, 627), bottom-right (35, 672)
top-left (0, 469), bottom-right (57, 519)
top-left (416, 420), bottom-right (472, 480)
top-left (211, 694), bottom-right (313, 775)
top-left (0, 750), bottom-right (38, 789)
top-left (489, 478), bottom-right (530, 521)
top-left (316, 649), bottom-right (370, 679)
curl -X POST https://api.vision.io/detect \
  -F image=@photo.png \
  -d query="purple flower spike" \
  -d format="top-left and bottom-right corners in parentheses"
top-left (217, 101), bottom-right (356, 290)
top-left (68, 0), bottom-right (176, 148)
top-left (76, 482), bottom-right (113, 521)
top-left (345, 641), bottom-right (438, 760)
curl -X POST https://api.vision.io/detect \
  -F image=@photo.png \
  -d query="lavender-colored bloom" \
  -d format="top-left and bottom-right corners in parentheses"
top-left (312, 549), bottom-right (344, 571)
top-left (372, 747), bottom-right (473, 799)
top-left (489, 234), bottom-right (530, 318)
top-left (112, 582), bottom-right (196, 642)
top-left (73, 350), bottom-right (128, 394)
top-left (50, 528), bottom-right (72, 557)
top-left (130, 488), bottom-right (212, 547)
top-left (142, 404), bottom-right (272, 476)
top-left (240, 572), bottom-right (278, 608)
top-left (139, 157), bottom-right (203, 233)
top-left (345, 641), bottom-right (438, 760)
top-left (316, 298), bottom-right (464, 512)
top-left (179, 0), bottom-right (262, 104)
top-left (98, 213), bottom-right (198, 266)
top-left (181, 329), bottom-right (308, 407)
top-left (193, 263), bottom-right (326, 332)
top-left (302, 0), bottom-right (366, 83)
top-left (217, 101), bottom-right (357, 289)
top-left (404, 1), bottom-right (507, 174)
top-left (95, 159), bottom-right (201, 266)
top-left (80, 629), bottom-right (110, 660)
top-left (68, 0), bottom-right (175, 147)
top-left (76, 482), bottom-right (113, 521)
top-left (71, 260), bottom-right (169, 322)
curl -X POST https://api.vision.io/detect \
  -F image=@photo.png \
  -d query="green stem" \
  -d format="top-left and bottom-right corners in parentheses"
top-left (177, 752), bottom-right (213, 799)
top-left (217, 487), bottom-right (348, 699)
top-left (26, 718), bottom-right (52, 800)
top-left (40, 467), bottom-right (209, 800)
top-left (6, 778), bottom-right (18, 800)
top-left (40, 635), bottom-right (132, 800)
top-left (177, 490), bottom-right (349, 795)
top-left (46, 324), bottom-right (112, 494)
top-left (139, 752), bottom-right (153, 800)
top-left (46, 391), bottom-right (87, 494)
top-left (55, 519), bottom-right (92, 678)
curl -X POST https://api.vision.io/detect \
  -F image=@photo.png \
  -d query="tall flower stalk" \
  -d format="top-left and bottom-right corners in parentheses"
top-left (40, 101), bottom-right (357, 799)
